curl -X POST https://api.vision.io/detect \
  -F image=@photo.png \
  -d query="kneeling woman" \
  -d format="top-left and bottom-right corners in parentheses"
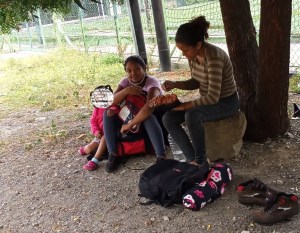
top-left (103, 55), bottom-right (166, 172)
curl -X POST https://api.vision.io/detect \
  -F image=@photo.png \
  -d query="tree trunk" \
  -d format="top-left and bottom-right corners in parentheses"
top-left (219, 0), bottom-right (259, 140)
top-left (220, 0), bottom-right (292, 141)
top-left (256, 0), bottom-right (291, 139)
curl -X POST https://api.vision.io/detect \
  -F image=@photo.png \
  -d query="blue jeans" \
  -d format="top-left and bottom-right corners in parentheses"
top-left (103, 110), bottom-right (166, 157)
top-left (162, 93), bottom-right (240, 164)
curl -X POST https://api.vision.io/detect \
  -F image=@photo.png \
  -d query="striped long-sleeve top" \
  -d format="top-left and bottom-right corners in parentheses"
top-left (189, 42), bottom-right (237, 107)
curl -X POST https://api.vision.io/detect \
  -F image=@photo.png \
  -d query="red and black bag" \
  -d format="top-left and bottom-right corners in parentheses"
top-left (118, 93), bottom-right (147, 133)
top-left (88, 135), bottom-right (151, 161)
top-left (116, 91), bottom-right (151, 155)
top-left (117, 132), bottom-right (153, 156)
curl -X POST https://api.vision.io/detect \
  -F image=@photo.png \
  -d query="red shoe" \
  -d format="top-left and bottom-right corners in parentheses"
top-left (83, 161), bottom-right (98, 171)
top-left (78, 146), bottom-right (86, 156)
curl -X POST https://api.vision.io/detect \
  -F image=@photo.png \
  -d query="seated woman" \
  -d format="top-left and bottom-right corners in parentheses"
top-left (103, 55), bottom-right (166, 173)
top-left (162, 16), bottom-right (240, 169)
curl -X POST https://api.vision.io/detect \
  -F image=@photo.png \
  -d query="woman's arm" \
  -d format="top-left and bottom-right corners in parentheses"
top-left (175, 78), bottom-right (200, 90)
top-left (163, 78), bottom-right (199, 91)
top-left (191, 58), bottom-right (224, 106)
top-left (111, 84), bottom-right (126, 106)
top-left (111, 84), bottom-right (144, 106)
top-left (120, 86), bottom-right (160, 133)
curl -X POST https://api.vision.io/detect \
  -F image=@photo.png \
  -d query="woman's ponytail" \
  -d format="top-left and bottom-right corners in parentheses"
top-left (175, 15), bottom-right (210, 46)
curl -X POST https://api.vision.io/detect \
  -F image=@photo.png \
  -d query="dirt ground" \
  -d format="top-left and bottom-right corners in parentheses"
top-left (1, 74), bottom-right (300, 233)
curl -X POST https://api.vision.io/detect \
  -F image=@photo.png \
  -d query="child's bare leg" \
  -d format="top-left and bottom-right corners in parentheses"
top-left (83, 137), bottom-right (107, 171)
top-left (94, 137), bottom-right (107, 160)
top-left (83, 141), bottom-right (99, 154)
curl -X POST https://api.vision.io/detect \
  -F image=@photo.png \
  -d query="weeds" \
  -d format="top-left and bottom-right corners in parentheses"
top-left (0, 49), bottom-right (125, 113)
top-left (36, 120), bottom-right (68, 144)
top-left (290, 74), bottom-right (300, 93)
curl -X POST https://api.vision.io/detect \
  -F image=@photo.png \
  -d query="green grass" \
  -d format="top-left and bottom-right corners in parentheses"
top-left (0, 50), bottom-right (125, 113)
top-left (290, 74), bottom-right (300, 93)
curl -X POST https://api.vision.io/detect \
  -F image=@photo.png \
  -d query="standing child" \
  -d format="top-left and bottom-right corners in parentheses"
top-left (78, 107), bottom-right (115, 171)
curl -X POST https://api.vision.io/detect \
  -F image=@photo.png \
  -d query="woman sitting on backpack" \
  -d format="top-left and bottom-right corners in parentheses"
top-left (103, 55), bottom-right (166, 173)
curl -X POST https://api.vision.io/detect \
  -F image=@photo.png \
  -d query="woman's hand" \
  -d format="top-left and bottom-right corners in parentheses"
top-left (162, 80), bottom-right (176, 92)
top-left (126, 86), bottom-right (144, 96)
top-left (120, 123), bottom-right (132, 134)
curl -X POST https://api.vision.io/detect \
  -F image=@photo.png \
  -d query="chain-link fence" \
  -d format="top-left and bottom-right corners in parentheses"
top-left (2, 0), bottom-right (300, 71)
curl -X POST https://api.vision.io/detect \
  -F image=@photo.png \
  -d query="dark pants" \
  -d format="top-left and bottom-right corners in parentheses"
top-left (162, 93), bottom-right (240, 164)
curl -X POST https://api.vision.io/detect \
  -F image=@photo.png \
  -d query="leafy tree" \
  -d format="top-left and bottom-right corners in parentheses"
top-left (0, 0), bottom-right (69, 33)
top-left (0, 0), bottom-right (124, 34)
top-left (220, 0), bottom-right (292, 141)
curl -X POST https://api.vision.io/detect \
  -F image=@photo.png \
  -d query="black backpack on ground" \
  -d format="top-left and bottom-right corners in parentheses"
top-left (138, 159), bottom-right (209, 207)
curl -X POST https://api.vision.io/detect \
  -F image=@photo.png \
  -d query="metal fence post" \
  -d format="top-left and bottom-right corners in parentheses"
top-left (127, 0), bottom-right (148, 64)
top-left (16, 31), bottom-right (21, 50)
top-left (151, 0), bottom-right (171, 71)
top-left (79, 8), bottom-right (87, 52)
top-left (126, 0), bottom-right (138, 55)
top-left (26, 23), bottom-right (33, 50)
top-left (36, 9), bottom-right (46, 50)
top-left (113, 1), bottom-right (121, 54)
